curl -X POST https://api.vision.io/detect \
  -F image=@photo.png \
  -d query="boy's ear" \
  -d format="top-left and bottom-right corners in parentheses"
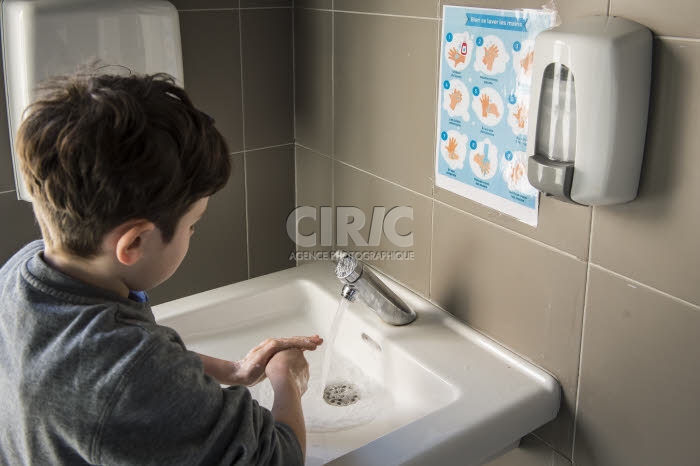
top-left (114, 220), bottom-right (157, 266)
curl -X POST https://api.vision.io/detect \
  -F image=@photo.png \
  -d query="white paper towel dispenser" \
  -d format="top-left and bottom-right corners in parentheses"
top-left (526, 16), bottom-right (652, 205)
top-left (1, 0), bottom-right (183, 200)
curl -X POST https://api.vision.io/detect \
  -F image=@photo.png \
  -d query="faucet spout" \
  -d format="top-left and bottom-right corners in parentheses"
top-left (332, 251), bottom-right (417, 326)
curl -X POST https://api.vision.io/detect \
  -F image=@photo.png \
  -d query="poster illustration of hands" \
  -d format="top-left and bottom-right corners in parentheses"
top-left (435, 6), bottom-right (556, 226)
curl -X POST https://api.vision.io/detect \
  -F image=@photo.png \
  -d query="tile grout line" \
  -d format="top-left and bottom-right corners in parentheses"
top-left (589, 263), bottom-right (700, 312)
top-left (530, 433), bottom-right (571, 461)
top-left (334, 159), bottom-right (433, 202)
top-left (333, 155), bottom-right (585, 263)
top-left (330, 158), bottom-right (699, 313)
top-left (330, 0), bottom-right (336, 249)
top-left (427, 7), bottom-right (443, 302)
top-left (239, 6), bottom-right (292, 9)
top-left (294, 144), bottom-right (300, 263)
top-left (238, 2), bottom-right (251, 280)
top-left (428, 197), bottom-right (435, 300)
top-left (292, 0), bottom-right (298, 266)
top-left (291, 1), bottom-right (297, 145)
top-left (177, 7), bottom-right (292, 12)
top-left (332, 154), bottom-right (700, 307)
top-left (434, 198), bottom-right (585, 262)
top-left (300, 8), bottom-right (438, 21)
top-left (237, 142), bottom-right (294, 154)
top-left (296, 143), bottom-right (331, 160)
top-left (571, 208), bottom-right (596, 462)
top-left (333, 9), bottom-right (439, 21)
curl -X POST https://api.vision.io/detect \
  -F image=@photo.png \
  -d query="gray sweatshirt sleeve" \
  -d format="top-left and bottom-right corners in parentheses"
top-left (94, 334), bottom-right (304, 466)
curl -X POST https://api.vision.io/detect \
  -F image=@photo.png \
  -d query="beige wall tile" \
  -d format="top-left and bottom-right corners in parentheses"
top-left (149, 155), bottom-right (249, 304)
top-left (574, 266), bottom-right (700, 466)
top-left (591, 39), bottom-right (700, 307)
top-left (241, 0), bottom-right (291, 7)
top-left (180, 10), bottom-right (244, 152)
top-left (431, 202), bottom-right (587, 456)
top-left (440, 0), bottom-right (608, 22)
top-left (333, 162), bottom-right (432, 296)
top-left (0, 193), bottom-right (41, 266)
top-left (246, 145), bottom-right (296, 277)
top-left (295, 9), bottom-right (333, 156)
top-left (485, 434), bottom-right (571, 466)
top-left (611, 0), bottom-right (700, 38)
top-left (436, 188), bottom-right (592, 260)
top-left (296, 0), bottom-right (331, 9)
top-left (0, 47), bottom-right (15, 193)
top-left (335, 0), bottom-right (439, 18)
top-left (169, 0), bottom-right (236, 9)
top-left (334, 13), bottom-right (439, 196)
top-left (241, 9), bottom-right (294, 150)
top-left (295, 145), bottom-right (333, 262)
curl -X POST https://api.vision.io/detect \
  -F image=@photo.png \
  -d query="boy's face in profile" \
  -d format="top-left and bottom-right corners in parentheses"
top-left (131, 197), bottom-right (209, 291)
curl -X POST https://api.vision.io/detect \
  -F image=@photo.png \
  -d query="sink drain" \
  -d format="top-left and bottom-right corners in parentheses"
top-left (323, 382), bottom-right (360, 407)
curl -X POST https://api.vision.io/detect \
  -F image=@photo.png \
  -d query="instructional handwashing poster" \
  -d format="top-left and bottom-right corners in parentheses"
top-left (435, 6), bottom-right (556, 226)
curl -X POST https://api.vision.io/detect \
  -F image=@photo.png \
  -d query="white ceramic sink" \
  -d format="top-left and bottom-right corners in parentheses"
top-left (153, 261), bottom-right (560, 465)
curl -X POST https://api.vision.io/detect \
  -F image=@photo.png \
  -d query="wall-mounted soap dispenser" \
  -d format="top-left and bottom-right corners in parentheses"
top-left (526, 16), bottom-right (652, 205)
top-left (1, 0), bottom-right (183, 200)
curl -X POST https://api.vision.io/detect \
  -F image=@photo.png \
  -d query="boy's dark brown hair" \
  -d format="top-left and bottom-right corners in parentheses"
top-left (17, 71), bottom-right (231, 257)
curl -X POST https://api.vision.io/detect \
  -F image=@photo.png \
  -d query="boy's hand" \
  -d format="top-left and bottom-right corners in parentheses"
top-left (266, 349), bottom-right (313, 457)
top-left (266, 349), bottom-right (311, 395)
top-left (197, 335), bottom-right (322, 387)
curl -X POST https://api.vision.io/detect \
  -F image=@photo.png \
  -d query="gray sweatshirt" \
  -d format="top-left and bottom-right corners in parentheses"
top-left (0, 241), bottom-right (303, 466)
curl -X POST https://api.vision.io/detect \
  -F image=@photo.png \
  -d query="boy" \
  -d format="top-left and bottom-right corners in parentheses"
top-left (0, 71), bottom-right (322, 465)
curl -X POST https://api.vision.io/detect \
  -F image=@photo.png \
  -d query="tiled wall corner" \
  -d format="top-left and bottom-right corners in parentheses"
top-left (241, 7), bottom-right (294, 150)
top-left (294, 8), bottom-right (333, 155)
top-left (295, 145), bottom-right (333, 263)
top-left (246, 144), bottom-right (296, 278)
top-left (154, 1), bottom-right (297, 300)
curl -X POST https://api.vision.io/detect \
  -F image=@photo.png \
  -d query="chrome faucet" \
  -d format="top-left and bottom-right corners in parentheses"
top-left (332, 251), bottom-right (416, 326)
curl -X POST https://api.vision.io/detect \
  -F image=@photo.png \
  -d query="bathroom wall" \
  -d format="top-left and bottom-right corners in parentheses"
top-left (0, 0), bottom-right (297, 304)
top-left (294, 1), bottom-right (700, 465)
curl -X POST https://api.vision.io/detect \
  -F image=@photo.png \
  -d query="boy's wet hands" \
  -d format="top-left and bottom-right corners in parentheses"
top-left (266, 349), bottom-right (311, 396)
top-left (224, 335), bottom-right (323, 387)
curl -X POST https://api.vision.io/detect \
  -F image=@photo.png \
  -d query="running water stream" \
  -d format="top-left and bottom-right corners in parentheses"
top-left (319, 297), bottom-right (351, 391)
top-left (248, 295), bottom-right (389, 441)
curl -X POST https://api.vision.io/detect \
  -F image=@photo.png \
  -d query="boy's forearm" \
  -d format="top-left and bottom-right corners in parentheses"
top-left (196, 352), bottom-right (234, 384)
top-left (270, 378), bottom-right (306, 459)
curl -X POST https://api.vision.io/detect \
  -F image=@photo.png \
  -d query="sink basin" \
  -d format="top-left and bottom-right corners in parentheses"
top-left (153, 261), bottom-right (560, 465)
